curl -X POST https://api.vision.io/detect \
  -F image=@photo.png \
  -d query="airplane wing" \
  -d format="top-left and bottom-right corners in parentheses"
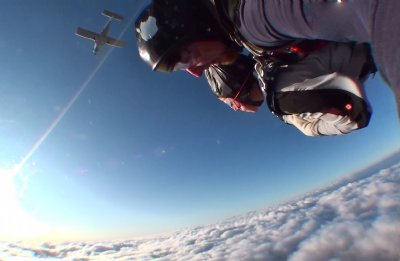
top-left (75, 27), bottom-right (99, 41)
top-left (102, 10), bottom-right (124, 21)
top-left (104, 36), bottom-right (125, 48)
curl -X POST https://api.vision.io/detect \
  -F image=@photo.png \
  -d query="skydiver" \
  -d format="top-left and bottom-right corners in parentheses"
top-left (135, 0), bottom-right (400, 116)
top-left (204, 41), bottom-right (375, 136)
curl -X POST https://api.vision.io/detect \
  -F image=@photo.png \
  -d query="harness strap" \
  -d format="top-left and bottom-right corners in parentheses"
top-left (254, 59), bottom-right (287, 119)
top-left (233, 70), bottom-right (252, 100)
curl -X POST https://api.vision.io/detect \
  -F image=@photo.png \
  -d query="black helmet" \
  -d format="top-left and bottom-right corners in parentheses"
top-left (135, 0), bottom-right (230, 72)
top-left (205, 55), bottom-right (263, 107)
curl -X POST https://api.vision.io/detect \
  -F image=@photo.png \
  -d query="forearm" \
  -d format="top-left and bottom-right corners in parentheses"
top-left (283, 113), bottom-right (358, 136)
top-left (275, 73), bottom-right (371, 136)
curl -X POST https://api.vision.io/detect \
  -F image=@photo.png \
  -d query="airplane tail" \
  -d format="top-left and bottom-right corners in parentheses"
top-left (102, 10), bottom-right (123, 21)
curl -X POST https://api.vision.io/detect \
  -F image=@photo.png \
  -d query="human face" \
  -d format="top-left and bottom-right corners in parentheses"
top-left (174, 41), bottom-right (238, 77)
top-left (220, 82), bottom-right (264, 113)
top-left (219, 97), bottom-right (260, 113)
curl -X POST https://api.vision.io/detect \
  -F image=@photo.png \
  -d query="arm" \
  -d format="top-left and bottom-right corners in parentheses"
top-left (265, 42), bottom-right (373, 136)
top-left (278, 73), bottom-right (371, 136)
top-left (283, 113), bottom-right (358, 136)
top-left (277, 73), bottom-right (371, 136)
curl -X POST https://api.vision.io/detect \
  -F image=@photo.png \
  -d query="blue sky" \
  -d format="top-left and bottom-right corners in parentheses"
top-left (0, 0), bottom-right (399, 242)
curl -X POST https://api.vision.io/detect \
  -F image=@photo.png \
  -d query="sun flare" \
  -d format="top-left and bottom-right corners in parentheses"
top-left (0, 167), bottom-right (47, 241)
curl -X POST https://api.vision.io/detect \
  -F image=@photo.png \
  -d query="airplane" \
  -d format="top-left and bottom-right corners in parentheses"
top-left (76, 10), bottom-right (125, 55)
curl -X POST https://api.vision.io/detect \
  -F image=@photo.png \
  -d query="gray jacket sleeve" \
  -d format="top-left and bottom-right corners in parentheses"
top-left (267, 42), bottom-right (373, 136)
top-left (280, 73), bottom-right (369, 136)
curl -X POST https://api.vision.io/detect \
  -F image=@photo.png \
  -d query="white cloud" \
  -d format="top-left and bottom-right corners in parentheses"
top-left (2, 162), bottom-right (400, 261)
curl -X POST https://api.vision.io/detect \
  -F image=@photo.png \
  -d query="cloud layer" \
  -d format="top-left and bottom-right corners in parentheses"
top-left (2, 162), bottom-right (400, 261)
